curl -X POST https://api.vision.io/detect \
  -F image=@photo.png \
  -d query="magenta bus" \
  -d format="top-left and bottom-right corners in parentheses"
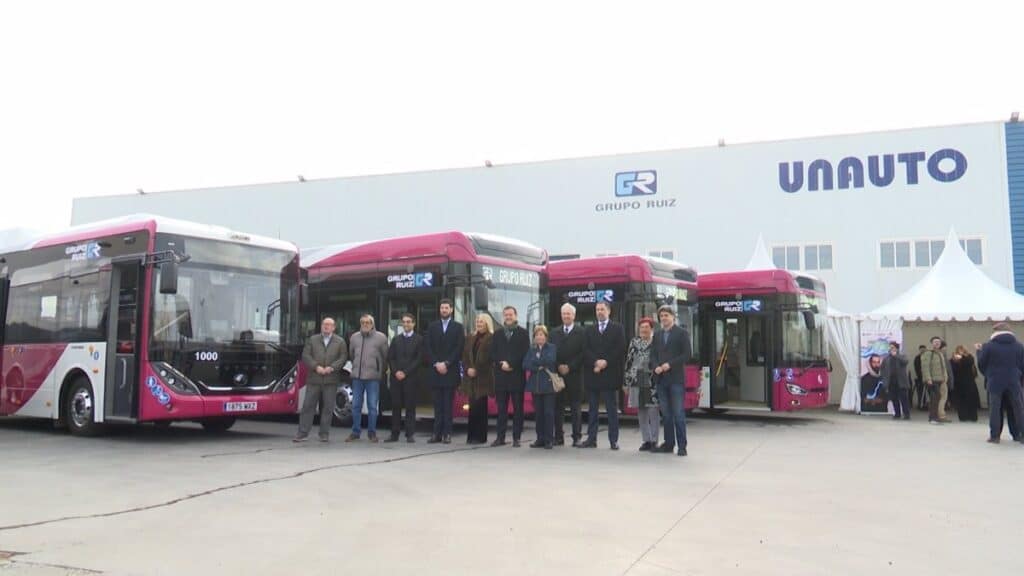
top-left (545, 256), bottom-right (702, 411)
top-left (697, 269), bottom-right (829, 412)
top-left (301, 231), bottom-right (547, 423)
top-left (0, 215), bottom-right (304, 435)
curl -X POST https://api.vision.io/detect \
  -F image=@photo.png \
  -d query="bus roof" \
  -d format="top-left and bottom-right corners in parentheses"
top-left (546, 255), bottom-right (697, 287)
top-left (697, 269), bottom-right (827, 297)
top-left (301, 231), bottom-right (547, 269)
top-left (1, 214), bottom-right (297, 254)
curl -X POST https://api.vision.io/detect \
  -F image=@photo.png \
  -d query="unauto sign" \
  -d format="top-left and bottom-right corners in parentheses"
top-left (778, 148), bottom-right (967, 193)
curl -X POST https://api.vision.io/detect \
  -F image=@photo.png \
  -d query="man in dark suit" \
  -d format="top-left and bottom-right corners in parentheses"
top-left (650, 305), bottom-right (692, 456)
top-left (580, 300), bottom-right (626, 450)
top-left (426, 299), bottom-right (464, 444)
top-left (490, 306), bottom-right (530, 447)
top-left (387, 312), bottom-right (423, 443)
top-left (552, 302), bottom-right (585, 446)
top-left (295, 317), bottom-right (349, 442)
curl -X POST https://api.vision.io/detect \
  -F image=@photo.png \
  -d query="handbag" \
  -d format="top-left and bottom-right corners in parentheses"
top-left (545, 368), bottom-right (566, 393)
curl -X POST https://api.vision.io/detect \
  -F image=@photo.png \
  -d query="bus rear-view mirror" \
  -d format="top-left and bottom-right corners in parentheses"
top-left (474, 283), bottom-right (490, 310)
top-left (802, 310), bottom-right (816, 331)
top-left (160, 260), bottom-right (179, 295)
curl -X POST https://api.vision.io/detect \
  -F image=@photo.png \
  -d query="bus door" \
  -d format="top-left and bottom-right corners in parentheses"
top-left (104, 259), bottom-right (141, 421)
top-left (710, 312), bottom-right (771, 409)
top-left (0, 275), bottom-right (7, 414)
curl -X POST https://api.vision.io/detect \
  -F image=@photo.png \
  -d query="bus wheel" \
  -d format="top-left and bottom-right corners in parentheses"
top-left (332, 390), bottom-right (353, 427)
top-left (201, 417), bottom-right (236, 433)
top-left (66, 378), bottom-right (102, 437)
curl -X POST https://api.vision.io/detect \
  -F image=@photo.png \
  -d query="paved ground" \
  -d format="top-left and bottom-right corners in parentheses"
top-left (0, 409), bottom-right (1020, 576)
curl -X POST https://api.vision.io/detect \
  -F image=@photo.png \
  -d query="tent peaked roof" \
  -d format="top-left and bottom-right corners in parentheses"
top-left (745, 234), bottom-right (777, 270)
top-left (870, 228), bottom-right (1024, 321)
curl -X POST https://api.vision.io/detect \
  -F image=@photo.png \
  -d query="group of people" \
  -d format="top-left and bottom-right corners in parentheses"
top-left (294, 299), bottom-right (693, 456)
top-left (878, 325), bottom-right (1024, 443)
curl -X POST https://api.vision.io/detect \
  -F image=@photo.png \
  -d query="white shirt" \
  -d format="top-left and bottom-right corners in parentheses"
top-left (563, 324), bottom-right (573, 335)
top-left (598, 321), bottom-right (607, 333)
top-left (442, 318), bottom-right (450, 333)
top-left (322, 333), bottom-right (332, 348)
top-left (403, 330), bottom-right (414, 338)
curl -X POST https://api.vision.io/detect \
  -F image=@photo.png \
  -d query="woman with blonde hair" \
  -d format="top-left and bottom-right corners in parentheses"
top-left (523, 324), bottom-right (558, 449)
top-left (462, 313), bottom-right (495, 444)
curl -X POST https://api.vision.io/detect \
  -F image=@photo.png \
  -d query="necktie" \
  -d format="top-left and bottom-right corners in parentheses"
top-left (599, 322), bottom-right (606, 334)
top-left (663, 331), bottom-right (669, 346)
top-left (565, 326), bottom-right (570, 334)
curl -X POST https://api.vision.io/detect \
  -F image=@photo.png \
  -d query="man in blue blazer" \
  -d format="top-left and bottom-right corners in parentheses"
top-left (649, 305), bottom-right (692, 456)
top-left (426, 299), bottom-right (465, 444)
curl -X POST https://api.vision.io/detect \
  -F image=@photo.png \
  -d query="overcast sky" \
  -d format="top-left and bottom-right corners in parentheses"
top-left (1, 0), bottom-right (1020, 233)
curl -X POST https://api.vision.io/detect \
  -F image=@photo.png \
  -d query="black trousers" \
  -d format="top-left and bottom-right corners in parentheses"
top-left (587, 388), bottom-right (619, 444)
top-left (432, 386), bottom-right (454, 438)
top-left (892, 388), bottom-right (911, 418)
top-left (389, 379), bottom-right (418, 438)
top-left (992, 386), bottom-right (1024, 440)
top-left (534, 393), bottom-right (556, 445)
top-left (495, 388), bottom-right (525, 441)
top-left (554, 389), bottom-right (583, 442)
top-left (467, 396), bottom-right (489, 442)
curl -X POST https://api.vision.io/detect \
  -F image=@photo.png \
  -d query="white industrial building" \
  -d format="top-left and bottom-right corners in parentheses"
top-left (71, 120), bottom-right (1024, 314)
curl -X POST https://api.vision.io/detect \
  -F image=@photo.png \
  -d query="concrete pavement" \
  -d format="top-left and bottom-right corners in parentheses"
top-left (0, 410), bottom-right (1019, 575)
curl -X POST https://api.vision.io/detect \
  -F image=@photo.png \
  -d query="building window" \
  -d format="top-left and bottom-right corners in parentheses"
top-left (912, 237), bottom-right (984, 268)
top-left (648, 250), bottom-right (675, 260)
top-left (803, 244), bottom-right (833, 271)
top-left (772, 246), bottom-right (801, 270)
top-left (880, 241), bottom-right (911, 269)
top-left (961, 238), bottom-right (983, 265)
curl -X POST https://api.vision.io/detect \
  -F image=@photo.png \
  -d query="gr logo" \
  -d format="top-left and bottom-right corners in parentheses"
top-left (615, 170), bottom-right (657, 197)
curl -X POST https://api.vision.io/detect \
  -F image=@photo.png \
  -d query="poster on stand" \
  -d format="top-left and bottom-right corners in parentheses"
top-left (859, 322), bottom-right (903, 414)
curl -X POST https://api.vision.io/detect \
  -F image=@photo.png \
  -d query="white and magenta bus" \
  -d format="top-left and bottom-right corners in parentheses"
top-left (697, 270), bottom-right (829, 412)
top-left (0, 215), bottom-right (304, 435)
top-left (301, 231), bottom-right (547, 422)
top-left (545, 255), bottom-right (702, 411)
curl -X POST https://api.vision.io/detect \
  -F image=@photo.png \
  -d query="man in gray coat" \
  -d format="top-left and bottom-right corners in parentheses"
top-left (347, 314), bottom-right (390, 442)
top-left (295, 317), bottom-right (349, 442)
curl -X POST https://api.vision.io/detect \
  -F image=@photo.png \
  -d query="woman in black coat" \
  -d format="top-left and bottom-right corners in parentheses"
top-left (523, 325), bottom-right (558, 450)
top-left (951, 345), bottom-right (980, 422)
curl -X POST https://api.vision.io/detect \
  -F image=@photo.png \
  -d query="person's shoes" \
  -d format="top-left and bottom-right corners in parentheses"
top-left (368, 433), bottom-right (379, 443)
top-left (442, 435), bottom-right (452, 444)
top-left (609, 443), bottom-right (619, 451)
top-left (655, 443), bottom-right (675, 453)
top-left (987, 437), bottom-right (1000, 444)
top-left (639, 442), bottom-right (652, 452)
top-left (929, 420), bottom-right (940, 425)
top-left (530, 441), bottom-right (544, 448)
top-left (571, 439), bottom-right (583, 448)
top-left (577, 440), bottom-right (597, 449)
top-left (553, 437), bottom-right (565, 446)
top-left (512, 439), bottom-right (521, 448)
top-left (406, 436), bottom-right (415, 443)
top-left (677, 447), bottom-right (687, 456)
top-left (292, 436), bottom-right (308, 443)
top-left (318, 436), bottom-right (329, 443)
top-left (491, 439), bottom-right (507, 447)
top-left (384, 434), bottom-right (400, 443)
top-left (544, 443), bottom-right (553, 450)
top-left (892, 415), bottom-right (900, 420)
top-left (939, 418), bottom-right (952, 423)
top-left (345, 434), bottom-right (360, 442)
top-left (427, 437), bottom-right (442, 444)
top-left (903, 416), bottom-right (911, 420)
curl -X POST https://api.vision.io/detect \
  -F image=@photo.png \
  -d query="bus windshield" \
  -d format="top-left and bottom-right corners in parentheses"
top-left (150, 238), bottom-right (298, 347)
top-left (780, 309), bottom-right (828, 365)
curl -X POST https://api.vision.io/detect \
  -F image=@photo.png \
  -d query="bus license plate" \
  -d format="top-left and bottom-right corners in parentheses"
top-left (224, 402), bottom-right (258, 413)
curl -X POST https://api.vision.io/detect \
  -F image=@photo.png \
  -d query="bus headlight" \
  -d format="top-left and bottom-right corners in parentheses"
top-left (272, 365), bottom-right (299, 392)
top-left (786, 383), bottom-right (808, 396)
top-left (151, 363), bottom-right (200, 395)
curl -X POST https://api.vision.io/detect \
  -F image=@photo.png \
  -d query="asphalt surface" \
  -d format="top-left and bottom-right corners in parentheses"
top-left (0, 409), bottom-right (1019, 575)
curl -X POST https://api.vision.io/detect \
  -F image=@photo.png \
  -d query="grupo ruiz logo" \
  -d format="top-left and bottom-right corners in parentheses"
top-left (65, 241), bottom-right (102, 262)
top-left (387, 272), bottom-right (433, 289)
top-left (597, 170), bottom-right (676, 213)
top-left (778, 148), bottom-right (967, 193)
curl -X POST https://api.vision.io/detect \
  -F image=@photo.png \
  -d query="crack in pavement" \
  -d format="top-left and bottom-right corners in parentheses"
top-left (620, 437), bottom-right (768, 576)
top-left (1, 551), bottom-right (102, 574)
top-left (0, 445), bottom-right (486, 533)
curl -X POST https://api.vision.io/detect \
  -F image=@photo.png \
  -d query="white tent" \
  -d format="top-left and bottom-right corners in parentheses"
top-left (744, 234), bottom-right (776, 271)
top-left (869, 228), bottom-right (1024, 321)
